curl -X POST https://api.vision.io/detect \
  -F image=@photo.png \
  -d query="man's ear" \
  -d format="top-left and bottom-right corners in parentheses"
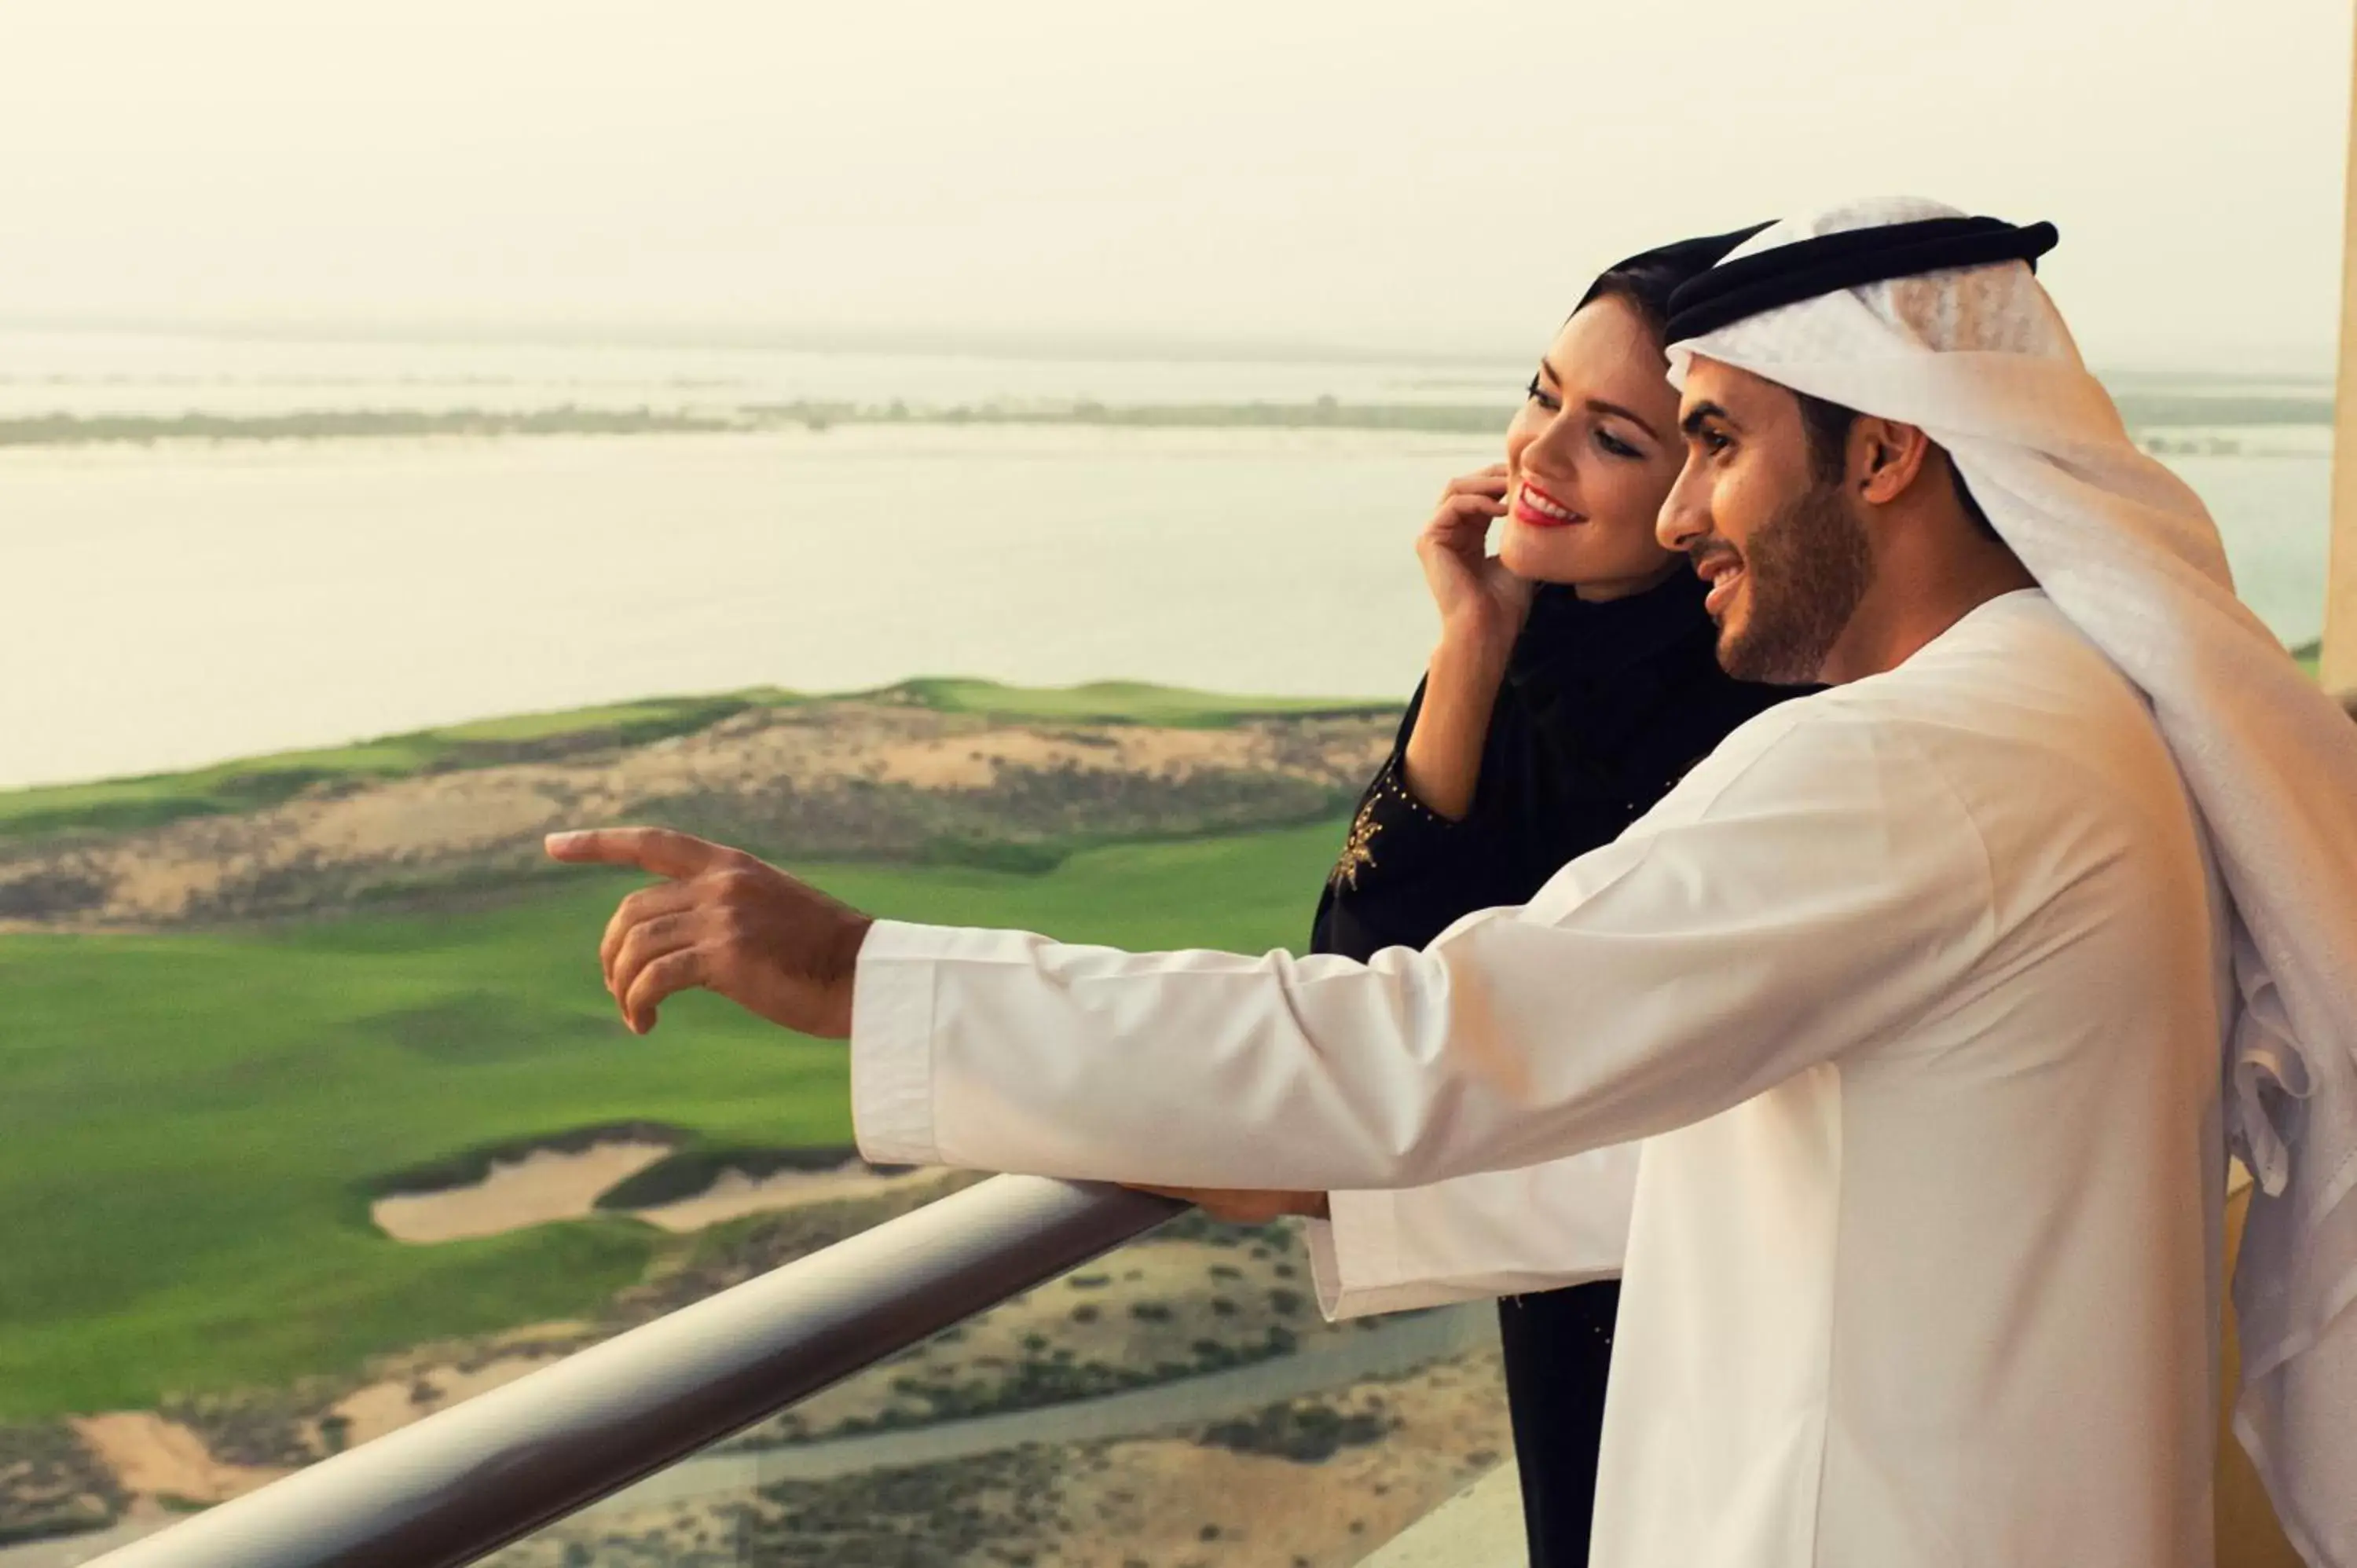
top-left (1853, 418), bottom-right (1932, 505)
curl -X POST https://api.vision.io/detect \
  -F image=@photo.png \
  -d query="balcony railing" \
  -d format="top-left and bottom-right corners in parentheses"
top-left (85, 1177), bottom-right (1186, 1568)
top-left (69, 1152), bottom-right (2308, 1568)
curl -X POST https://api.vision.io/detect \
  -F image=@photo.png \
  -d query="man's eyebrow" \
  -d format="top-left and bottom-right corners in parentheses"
top-left (1588, 398), bottom-right (1663, 443)
top-left (1680, 400), bottom-right (1732, 437)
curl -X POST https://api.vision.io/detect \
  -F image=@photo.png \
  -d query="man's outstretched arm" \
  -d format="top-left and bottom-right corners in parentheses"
top-left (548, 713), bottom-right (1992, 1194)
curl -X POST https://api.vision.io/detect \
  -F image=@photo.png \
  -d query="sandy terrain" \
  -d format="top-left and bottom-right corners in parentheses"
top-left (371, 1140), bottom-right (950, 1246)
top-left (0, 702), bottom-right (1392, 930)
top-left (485, 1344), bottom-right (1512, 1568)
top-left (83, 1211), bottom-right (1329, 1514)
top-left (1025, 1349), bottom-right (1510, 1568)
top-left (756, 1218), bottom-right (1329, 1444)
top-left (3, 1368), bottom-right (586, 1547)
top-left (22, 1221), bottom-right (1466, 1560)
top-left (64, 1415), bottom-right (284, 1508)
top-left (322, 1351), bottom-right (577, 1450)
top-left (633, 1162), bottom-right (944, 1233)
top-left (371, 1141), bottom-right (676, 1243)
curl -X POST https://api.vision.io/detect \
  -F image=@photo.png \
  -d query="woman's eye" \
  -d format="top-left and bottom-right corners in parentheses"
top-left (1523, 376), bottom-right (1560, 412)
top-left (1595, 430), bottom-right (1640, 460)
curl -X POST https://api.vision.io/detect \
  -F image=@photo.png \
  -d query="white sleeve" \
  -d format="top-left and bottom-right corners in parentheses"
top-left (1306, 1143), bottom-right (1640, 1320)
top-left (850, 709), bottom-right (1993, 1194)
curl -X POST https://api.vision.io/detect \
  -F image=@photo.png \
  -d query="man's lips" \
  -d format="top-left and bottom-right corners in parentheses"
top-left (1512, 478), bottom-right (1582, 529)
top-left (1693, 551), bottom-right (1746, 616)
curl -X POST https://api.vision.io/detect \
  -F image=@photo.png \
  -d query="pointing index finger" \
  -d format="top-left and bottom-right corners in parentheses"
top-left (545, 826), bottom-right (731, 881)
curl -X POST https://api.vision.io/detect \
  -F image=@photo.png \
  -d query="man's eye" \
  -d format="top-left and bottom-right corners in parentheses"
top-left (1703, 430), bottom-right (1732, 456)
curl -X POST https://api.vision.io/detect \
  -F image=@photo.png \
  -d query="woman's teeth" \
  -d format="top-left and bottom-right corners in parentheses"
top-left (1515, 484), bottom-right (1579, 527)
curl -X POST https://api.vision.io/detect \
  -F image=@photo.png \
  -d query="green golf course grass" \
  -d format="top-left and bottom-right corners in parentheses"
top-left (891, 676), bottom-right (1393, 729)
top-left (0, 817), bottom-right (1349, 1420)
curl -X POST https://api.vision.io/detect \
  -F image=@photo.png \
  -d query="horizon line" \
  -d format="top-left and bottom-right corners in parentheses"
top-left (0, 311), bottom-right (2336, 381)
top-left (0, 311), bottom-right (1533, 371)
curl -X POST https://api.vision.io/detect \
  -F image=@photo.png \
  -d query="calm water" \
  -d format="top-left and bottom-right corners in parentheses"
top-left (7, 426), bottom-right (1487, 788)
top-left (0, 332), bottom-right (2336, 792)
top-left (0, 328), bottom-right (1523, 417)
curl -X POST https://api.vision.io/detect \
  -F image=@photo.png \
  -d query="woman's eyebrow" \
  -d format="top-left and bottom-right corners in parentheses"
top-left (1587, 398), bottom-right (1662, 443)
top-left (1537, 357), bottom-right (1562, 386)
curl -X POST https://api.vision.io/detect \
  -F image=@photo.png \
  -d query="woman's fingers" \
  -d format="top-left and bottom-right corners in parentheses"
top-left (1439, 464), bottom-right (1512, 501)
top-left (1424, 491), bottom-right (1508, 545)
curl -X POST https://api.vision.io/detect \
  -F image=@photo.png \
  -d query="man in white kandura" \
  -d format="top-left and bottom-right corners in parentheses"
top-left (549, 198), bottom-right (2357, 1567)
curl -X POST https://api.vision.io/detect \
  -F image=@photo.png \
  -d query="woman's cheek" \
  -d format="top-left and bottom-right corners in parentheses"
top-left (1501, 410), bottom-right (1545, 469)
top-left (1610, 472), bottom-right (1682, 565)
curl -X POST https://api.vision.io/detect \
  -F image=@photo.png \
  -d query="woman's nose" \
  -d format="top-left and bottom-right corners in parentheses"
top-left (1521, 412), bottom-right (1585, 478)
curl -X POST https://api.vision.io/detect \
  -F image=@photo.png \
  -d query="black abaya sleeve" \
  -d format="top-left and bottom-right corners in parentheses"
top-left (1310, 677), bottom-right (1533, 963)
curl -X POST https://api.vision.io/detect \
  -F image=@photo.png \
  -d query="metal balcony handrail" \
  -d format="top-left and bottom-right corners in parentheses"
top-left (90, 1176), bottom-right (1185, 1568)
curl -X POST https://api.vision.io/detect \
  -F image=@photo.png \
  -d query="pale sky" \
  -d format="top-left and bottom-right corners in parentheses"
top-left (1, 0), bottom-right (2350, 369)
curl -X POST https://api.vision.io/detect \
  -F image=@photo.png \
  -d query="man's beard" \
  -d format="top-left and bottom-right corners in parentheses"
top-left (1711, 482), bottom-right (1874, 685)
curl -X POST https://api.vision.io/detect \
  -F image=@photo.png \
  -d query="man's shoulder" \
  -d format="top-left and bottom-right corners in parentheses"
top-left (1675, 594), bottom-right (2165, 816)
top-left (1811, 592), bottom-right (2145, 739)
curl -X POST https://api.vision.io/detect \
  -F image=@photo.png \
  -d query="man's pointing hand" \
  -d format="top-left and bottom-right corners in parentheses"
top-left (544, 827), bottom-right (873, 1039)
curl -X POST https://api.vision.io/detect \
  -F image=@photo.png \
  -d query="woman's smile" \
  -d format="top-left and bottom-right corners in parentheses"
top-left (1512, 477), bottom-right (1583, 529)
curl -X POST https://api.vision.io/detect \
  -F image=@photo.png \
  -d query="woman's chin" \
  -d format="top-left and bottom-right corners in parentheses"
top-left (1498, 529), bottom-right (1588, 586)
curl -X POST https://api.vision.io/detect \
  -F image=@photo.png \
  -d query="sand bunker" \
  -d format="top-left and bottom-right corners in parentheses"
top-left (326, 1351), bottom-right (570, 1449)
top-left (371, 1141), bottom-right (673, 1244)
top-left (68, 1413), bottom-right (283, 1505)
top-left (372, 1141), bottom-right (943, 1244)
top-left (631, 1161), bottom-right (940, 1233)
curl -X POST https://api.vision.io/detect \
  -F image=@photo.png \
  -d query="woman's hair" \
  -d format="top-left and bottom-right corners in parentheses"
top-left (1574, 222), bottom-right (1999, 540)
top-left (1572, 222), bottom-right (1772, 346)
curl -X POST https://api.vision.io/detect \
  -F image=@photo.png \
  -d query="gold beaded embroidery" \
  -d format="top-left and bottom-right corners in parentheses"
top-left (1332, 792), bottom-right (1383, 890)
top-left (1329, 764), bottom-right (1445, 890)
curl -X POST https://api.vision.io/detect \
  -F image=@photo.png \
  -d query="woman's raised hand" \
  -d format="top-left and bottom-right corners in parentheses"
top-left (1417, 463), bottom-right (1533, 665)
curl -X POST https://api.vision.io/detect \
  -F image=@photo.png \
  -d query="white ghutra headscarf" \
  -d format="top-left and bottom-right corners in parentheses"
top-left (1666, 196), bottom-right (2357, 1567)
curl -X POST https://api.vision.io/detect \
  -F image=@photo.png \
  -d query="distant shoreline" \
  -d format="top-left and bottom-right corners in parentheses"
top-left (0, 401), bottom-right (1511, 447)
top-left (0, 387), bottom-right (2334, 449)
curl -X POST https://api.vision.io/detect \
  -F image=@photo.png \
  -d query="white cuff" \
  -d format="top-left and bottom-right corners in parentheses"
top-left (1306, 1189), bottom-right (1465, 1321)
top-left (849, 919), bottom-right (951, 1167)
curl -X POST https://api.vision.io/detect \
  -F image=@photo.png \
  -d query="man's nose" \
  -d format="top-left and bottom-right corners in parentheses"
top-left (1657, 456), bottom-right (1706, 553)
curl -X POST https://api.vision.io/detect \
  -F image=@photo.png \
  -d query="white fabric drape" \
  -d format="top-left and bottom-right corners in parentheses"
top-left (1665, 196), bottom-right (2357, 1566)
top-left (1307, 1146), bottom-right (1639, 1320)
